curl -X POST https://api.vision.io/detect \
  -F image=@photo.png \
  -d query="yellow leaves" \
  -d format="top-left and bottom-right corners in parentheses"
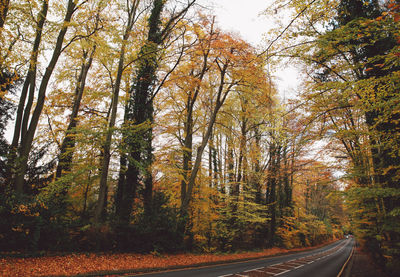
top-left (383, 165), bottom-right (396, 176)
top-left (17, 204), bottom-right (29, 213)
top-left (11, 201), bottom-right (44, 217)
top-left (11, 225), bottom-right (24, 233)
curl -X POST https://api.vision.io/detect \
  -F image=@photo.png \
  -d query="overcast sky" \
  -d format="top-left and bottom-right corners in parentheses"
top-left (199, 0), bottom-right (272, 46)
top-left (199, 0), bottom-right (301, 99)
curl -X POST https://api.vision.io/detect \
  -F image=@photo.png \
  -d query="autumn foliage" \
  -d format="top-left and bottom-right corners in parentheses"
top-left (0, 0), bottom-right (351, 271)
top-left (0, 241), bottom-right (338, 277)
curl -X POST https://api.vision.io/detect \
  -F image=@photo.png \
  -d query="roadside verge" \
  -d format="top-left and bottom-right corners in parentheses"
top-left (0, 239), bottom-right (341, 277)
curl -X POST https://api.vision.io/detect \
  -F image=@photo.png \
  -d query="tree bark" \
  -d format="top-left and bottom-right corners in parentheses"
top-left (14, 0), bottom-right (76, 192)
top-left (9, 0), bottom-right (48, 192)
top-left (56, 46), bottom-right (96, 179)
top-left (254, 127), bottom-right (262, 204)
top-left (0, 0), bottom-right (10, 29)
top-left (95, 0), bottom-right (139, 224)
top-left (180, 43), bottom-right (211, 207)
top-left (117, 0), bottom-right (165, 224)
top-left (181, 61), bottom-right (234, 214)
top-left (116, 0), bottom-right (196, 225)
top-left (266, 142), bottom-right (281, 246)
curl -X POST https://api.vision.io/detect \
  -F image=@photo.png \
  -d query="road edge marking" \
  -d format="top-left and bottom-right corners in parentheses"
top-left (336, 241), bottom-right (355, 277)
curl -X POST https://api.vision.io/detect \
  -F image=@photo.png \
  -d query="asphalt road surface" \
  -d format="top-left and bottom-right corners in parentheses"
top-left (131, 238), bottom-right (355, 277)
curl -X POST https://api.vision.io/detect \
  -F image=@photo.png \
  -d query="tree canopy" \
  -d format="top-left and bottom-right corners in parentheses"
top-left (1, 0), bottom-right (399, 275)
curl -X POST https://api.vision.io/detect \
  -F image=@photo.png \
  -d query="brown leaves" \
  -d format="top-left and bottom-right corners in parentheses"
top-left (0, 244), bottom-right (334, 277)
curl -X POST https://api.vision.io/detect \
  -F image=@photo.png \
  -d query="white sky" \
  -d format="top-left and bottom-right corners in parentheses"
top-left (199, 0), bottom-right (301, 98)
top-left (200, 0), bottom-right (272, 46)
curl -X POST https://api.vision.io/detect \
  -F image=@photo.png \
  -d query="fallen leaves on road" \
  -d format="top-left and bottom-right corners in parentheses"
top-left (0, 242), bottom-right (335, 277)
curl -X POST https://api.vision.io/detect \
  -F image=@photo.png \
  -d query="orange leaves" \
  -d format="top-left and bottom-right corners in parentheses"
top-left (0, 242), bottom-right (335, 277)
top-left (381, 1), bottom-right (400, 22)
top-left (394, 13), bottom-right (400, 23)
top-left (388, 3), bottom-right (396, 10)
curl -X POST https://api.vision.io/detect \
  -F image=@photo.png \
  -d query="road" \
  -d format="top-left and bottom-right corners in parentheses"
top-left (131, 238), bottom-right (354, 277)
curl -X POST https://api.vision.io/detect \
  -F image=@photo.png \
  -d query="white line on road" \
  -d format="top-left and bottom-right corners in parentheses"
top-left (244, 267), bottom-right (264, 272)
top-left (275, 269), bottom-right (290, 276)
top-left (219, 239), bottom-right (351, 277)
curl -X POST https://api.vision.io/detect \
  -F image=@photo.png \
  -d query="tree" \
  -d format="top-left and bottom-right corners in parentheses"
top-left (94, 0), bottom-right (143, 224)
top-left (10, 0), bottom-right (82, 193)
top-left (0, 0), bottom-right (9, 29)
top-left (116, 0), bottom-right (196, 226)
top-left (276, 0), bottom-right (400, 270)
top-left (0, 71), bottom-right (15, 184)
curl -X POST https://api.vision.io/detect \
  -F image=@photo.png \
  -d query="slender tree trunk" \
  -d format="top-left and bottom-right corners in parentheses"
top-left (0, 0), bottom-right (10, 29)
top-left (179, 46), bottom-right (210, 207)
top-left (236, 114), bottom-right (247, 186)
top-left (143, 114), bottom-right (154, 214)
top-left (81, 171), bottom-right (92, 221)
top-left (227, 131), bottom-right (235, 190)
top-left (115, 103), bottom-right (129, 218)
top-left (9, 0), bottom-right (48, 192)
top-left (180, 93), bottom-right (193, 206)
top-left (282, 146), bottom-right (292, 211)
top-left (14, 0), bottom-right (76, 192)
top-left (208, 132), bottom-right (213, 187)
top-left (212, 136), bottom-right (219, 190)
top-left (266, 143), bottom-right (281, 246)
top-left (181, 61), bottom-right (233, 214)
top-left (218, 132), bottom-right (224, 193)
top-left (95, 5), bottom-right (137, 223)
top-left (254, 127), bottom-right (262, 204)
top-left (56, 46), bottom-right (96, 179)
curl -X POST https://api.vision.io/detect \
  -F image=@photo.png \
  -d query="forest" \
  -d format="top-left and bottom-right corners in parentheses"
top-left (0, 0), bottom-right (399, 275)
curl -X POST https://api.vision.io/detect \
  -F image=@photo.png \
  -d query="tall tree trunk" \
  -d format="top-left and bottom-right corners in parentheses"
top-left (282, 146), bottom-right (292, 211)
top-left (254, 127), bottom-right (262, 204)
top-left (227, 131), bottom-right (235, 191)
top-left (180, 92), bottom-right (194, 207)
top-left (14, 0), bottom-right (76, 192)
top-left (0, 0), bottom-right (10, 29)
top-left (180, 44), bottom-right (211, 207)
top-left (117, 0), bottom-right (165, 224)
top-left (115, 103), bottom-right (129, 218)
top-left (266, 143), bottom-right (281, 246)
top-left (212, 136), bottom-right (219, 190)
top-left (116, 0), bottom-right (196, 225)
top-left (94, 1), bottom-right (139, 223)
top-left (181, 60), bottom-right (234, 214)
top-left (208, 132), bottom-right (213, 187)
top-left (9, 0), bottom-right (48, 191)
top-left (56, 46), bottom-right (96, 179)
top-left (217, 132), bottom-right (224, 193)
top-left (236, 112), bottom-right (247, 187)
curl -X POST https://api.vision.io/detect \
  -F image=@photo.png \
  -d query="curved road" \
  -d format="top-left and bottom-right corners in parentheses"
top-left (131, 238), bottom-right (354, 277)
